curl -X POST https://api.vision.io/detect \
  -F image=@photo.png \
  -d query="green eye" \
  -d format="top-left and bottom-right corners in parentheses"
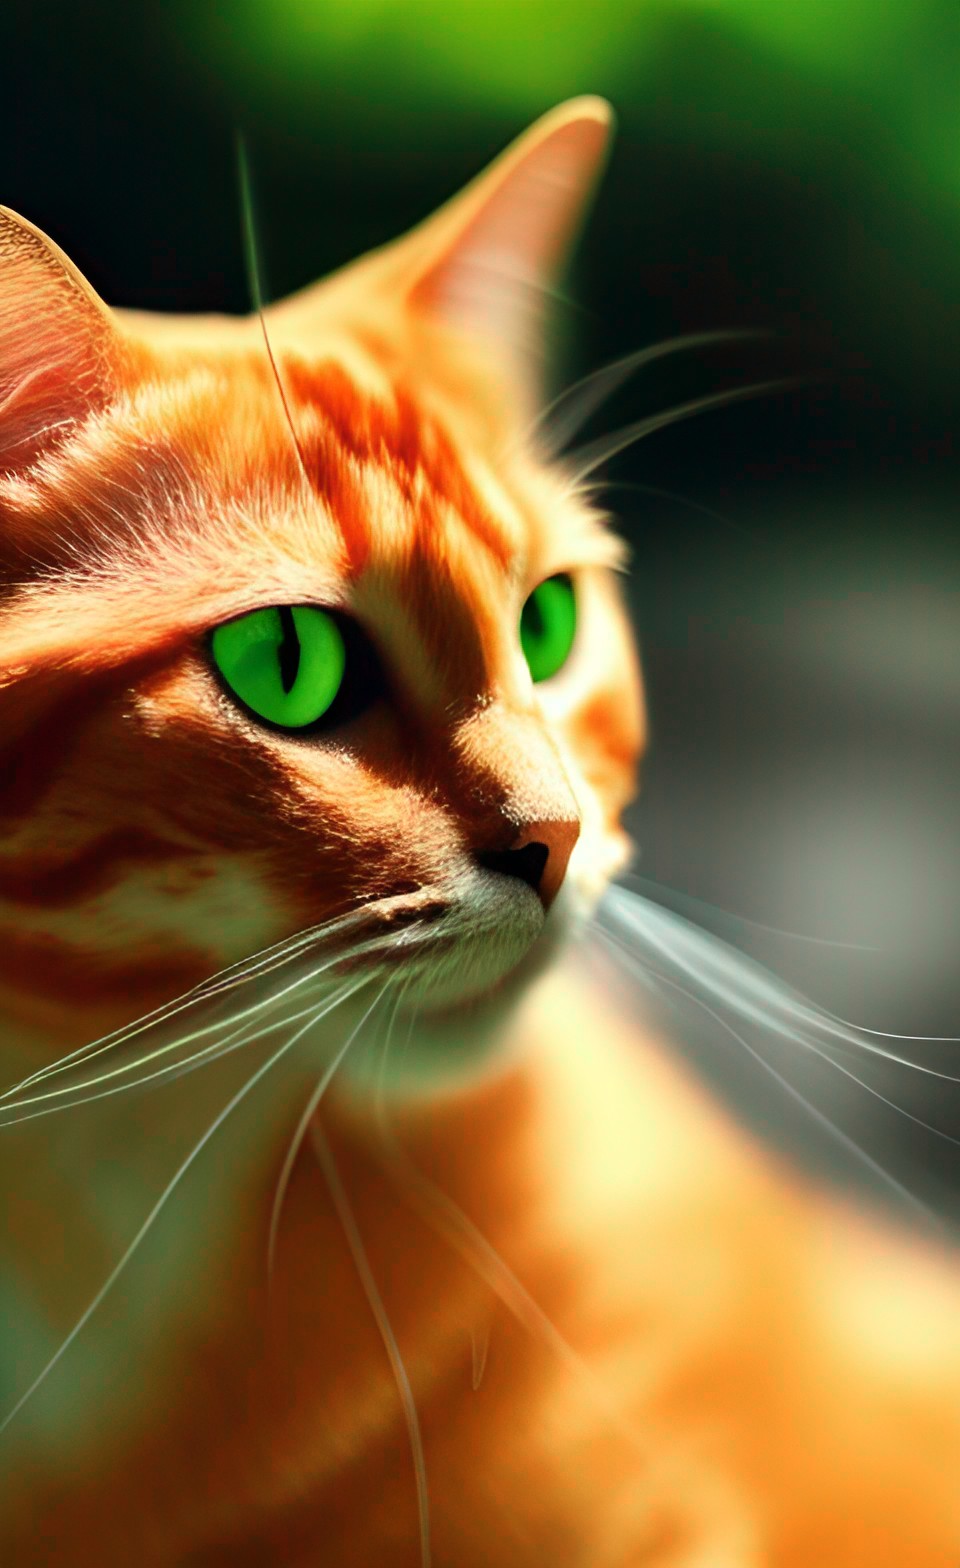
top-left (211, 605), bottom-right (346, 730)
top-left (519, 574), bottom-right (577, 683)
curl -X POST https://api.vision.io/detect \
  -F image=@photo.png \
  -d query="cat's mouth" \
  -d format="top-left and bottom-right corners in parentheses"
top-left (319, 858), bottom-right (587, 1043)
top-left (415, 910), bottom-right (566, 1020)
top-left (331, 886), bottom-right (580, 1098)
top-left (395, 879), bottom-right (579, 1018)
top-left (326, 892), bottom-right (456, 976)
top-left (321, 875), bottom-right (547, 1007)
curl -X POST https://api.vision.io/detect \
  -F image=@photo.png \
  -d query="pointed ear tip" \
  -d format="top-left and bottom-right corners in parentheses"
top-left (0, 203), bottom-right (55, 241)
top-left (538, 95), bottom-right (616, 141)
top-left (0, 205), bottom-right (113, 313)
top-left (0, 203), bottom-right (73, 262)
top-left (564, 94), bottom-right (615, 125)
top-left (0, 203), bottom-right (27, 230)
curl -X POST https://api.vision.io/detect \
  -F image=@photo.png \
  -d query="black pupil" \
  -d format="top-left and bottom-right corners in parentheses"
top-left (523, 594), bottom-right (545, 639)
top-left (277, 606), bottom-right (301, 695)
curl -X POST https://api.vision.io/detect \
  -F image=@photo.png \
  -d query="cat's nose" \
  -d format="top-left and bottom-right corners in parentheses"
top-left (475, 819), bottom-right (580, 911)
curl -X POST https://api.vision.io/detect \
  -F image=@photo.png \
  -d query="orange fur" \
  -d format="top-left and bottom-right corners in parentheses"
top-left (1, 99), bottom-right (959, 1565)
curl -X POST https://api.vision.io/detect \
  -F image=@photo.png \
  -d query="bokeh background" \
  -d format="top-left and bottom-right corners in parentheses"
top-left (4, 0), bottom-right (959, 1218)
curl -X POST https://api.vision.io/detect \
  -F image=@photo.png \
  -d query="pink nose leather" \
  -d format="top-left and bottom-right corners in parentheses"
top-left (476, 818), bottom-right (580, 910)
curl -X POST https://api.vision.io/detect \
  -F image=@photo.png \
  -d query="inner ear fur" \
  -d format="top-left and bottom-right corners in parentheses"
top-left (0, 207), bottom-right (128, 473)
top-left (403, 97), bottom-right (613, 356)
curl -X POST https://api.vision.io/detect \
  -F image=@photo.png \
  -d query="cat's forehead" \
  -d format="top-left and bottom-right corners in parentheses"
top-left (0, 336), bottom-right (610, 677)
top-left (70, 337), bottom-right (581, 587)
top-left (7, 336), bottom-right (508, 544)
top-left (277, 354), bottom-right (527, 578)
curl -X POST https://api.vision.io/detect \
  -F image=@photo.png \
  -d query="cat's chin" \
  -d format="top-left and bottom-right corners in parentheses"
top-left (336, 878), bottom-right (589, 1102)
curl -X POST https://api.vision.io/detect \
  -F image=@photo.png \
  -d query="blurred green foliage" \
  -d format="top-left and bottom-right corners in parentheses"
top-left (196, 0), bottom-right (960, 201)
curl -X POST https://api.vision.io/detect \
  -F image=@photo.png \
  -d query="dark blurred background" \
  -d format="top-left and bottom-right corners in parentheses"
top-left (3, 0), bottom-right (958, 1219)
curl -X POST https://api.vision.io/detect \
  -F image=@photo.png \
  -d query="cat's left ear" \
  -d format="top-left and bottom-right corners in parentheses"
top-left (398, 97), bottom-right (614, 384)
top-left (0, 207), bottom-right (126, 472)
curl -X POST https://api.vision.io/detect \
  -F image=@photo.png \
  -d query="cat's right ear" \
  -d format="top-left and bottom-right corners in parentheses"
top-left (399, 97), bottom-right (613, 363)
top-left (270, 98), bottom-right (614, 413)
top-left (0, 207), bottom-right (125, 473)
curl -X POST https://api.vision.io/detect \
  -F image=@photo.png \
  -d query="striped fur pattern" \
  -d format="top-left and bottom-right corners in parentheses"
top-left (2, 99), bottom-right (960, 1566)
top-left (0, 128), bottom-right (641, 1049)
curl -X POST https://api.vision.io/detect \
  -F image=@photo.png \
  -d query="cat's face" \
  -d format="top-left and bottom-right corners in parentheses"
top-left (0, 100), bottom-right (644, 1046)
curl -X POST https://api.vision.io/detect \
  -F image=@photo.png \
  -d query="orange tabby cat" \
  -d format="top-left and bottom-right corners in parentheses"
top-left (2, 99), bottom-right (959, 1566)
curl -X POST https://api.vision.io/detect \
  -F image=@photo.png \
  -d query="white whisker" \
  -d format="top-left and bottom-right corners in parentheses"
top-left (0, 974), bottom-right (369, 1438)
top-left (311, 1119), bottom-right (432, 1568)
top-left (1, 981), bottom-right (330, 1127)
top-left (566, 378), bottom-right (798, 485)
top-left (602, 923), bottom-right (960, 1154)
top-left (1, 964), bottom-right (333, 1122)
top-left (530, 329), bottom-right (769, 456)
top-left (2, 909), bottom-right (368, 1103)
top-left (595, 923), bottom-right (938, 1226)
top-left (618, 873), bottom-right (883, 953)
top-left (1, 924), bottom-right (410, 1123)
top-left (266, 978), bottom-right (392, 1282)
top-left (602, 885), bottom-right (960, 1077)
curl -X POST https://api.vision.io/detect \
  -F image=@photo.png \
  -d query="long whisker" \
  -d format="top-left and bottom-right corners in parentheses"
top-left (1, 955), bottom-right (344, 1122)
top-left (266, 979), bottom-right (391, 1282)
top-left (794, 1035), bottom-right (960, 1147)
top-left (566, 378), bottom-right (799, 484)
top-left (602, 885), bottom-right (960, 1075)
top-left (818, 1018), bottom-right (960, 1047)
top-left (599, 920), bottom-right (960, 1145)
top-left (311, 1119), bottom-right (432, 1568)
top-left (0, 974), bottom-right (369, 1438)
top-left (531, 329), bottom-right (770, 456)
top-left (619, 872), bottom-right (884, 954)
top-left (0, 977), bottom-right (335, 1128)
top-left (3, 913), bottom-right (402, 1118)
top-left (236, 133), bottom-right (312, 488)
top-left (595, 924), bottom-right (939, 1226)
top-left (2, 910), bottom-right (362, 1101)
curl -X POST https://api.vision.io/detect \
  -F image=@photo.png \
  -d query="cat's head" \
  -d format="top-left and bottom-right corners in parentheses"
top-left (0, 99), bottom-right (644, 1050)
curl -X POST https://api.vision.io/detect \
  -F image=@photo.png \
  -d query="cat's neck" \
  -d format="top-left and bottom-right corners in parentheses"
top-left (7, 949), bottom-right (786, 1562)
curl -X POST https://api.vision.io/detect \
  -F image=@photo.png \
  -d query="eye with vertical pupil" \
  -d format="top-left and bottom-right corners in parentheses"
top-left (519, 574), bottom-right (577, 683)
top-left (211, 605), bottom-right (346, 729)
